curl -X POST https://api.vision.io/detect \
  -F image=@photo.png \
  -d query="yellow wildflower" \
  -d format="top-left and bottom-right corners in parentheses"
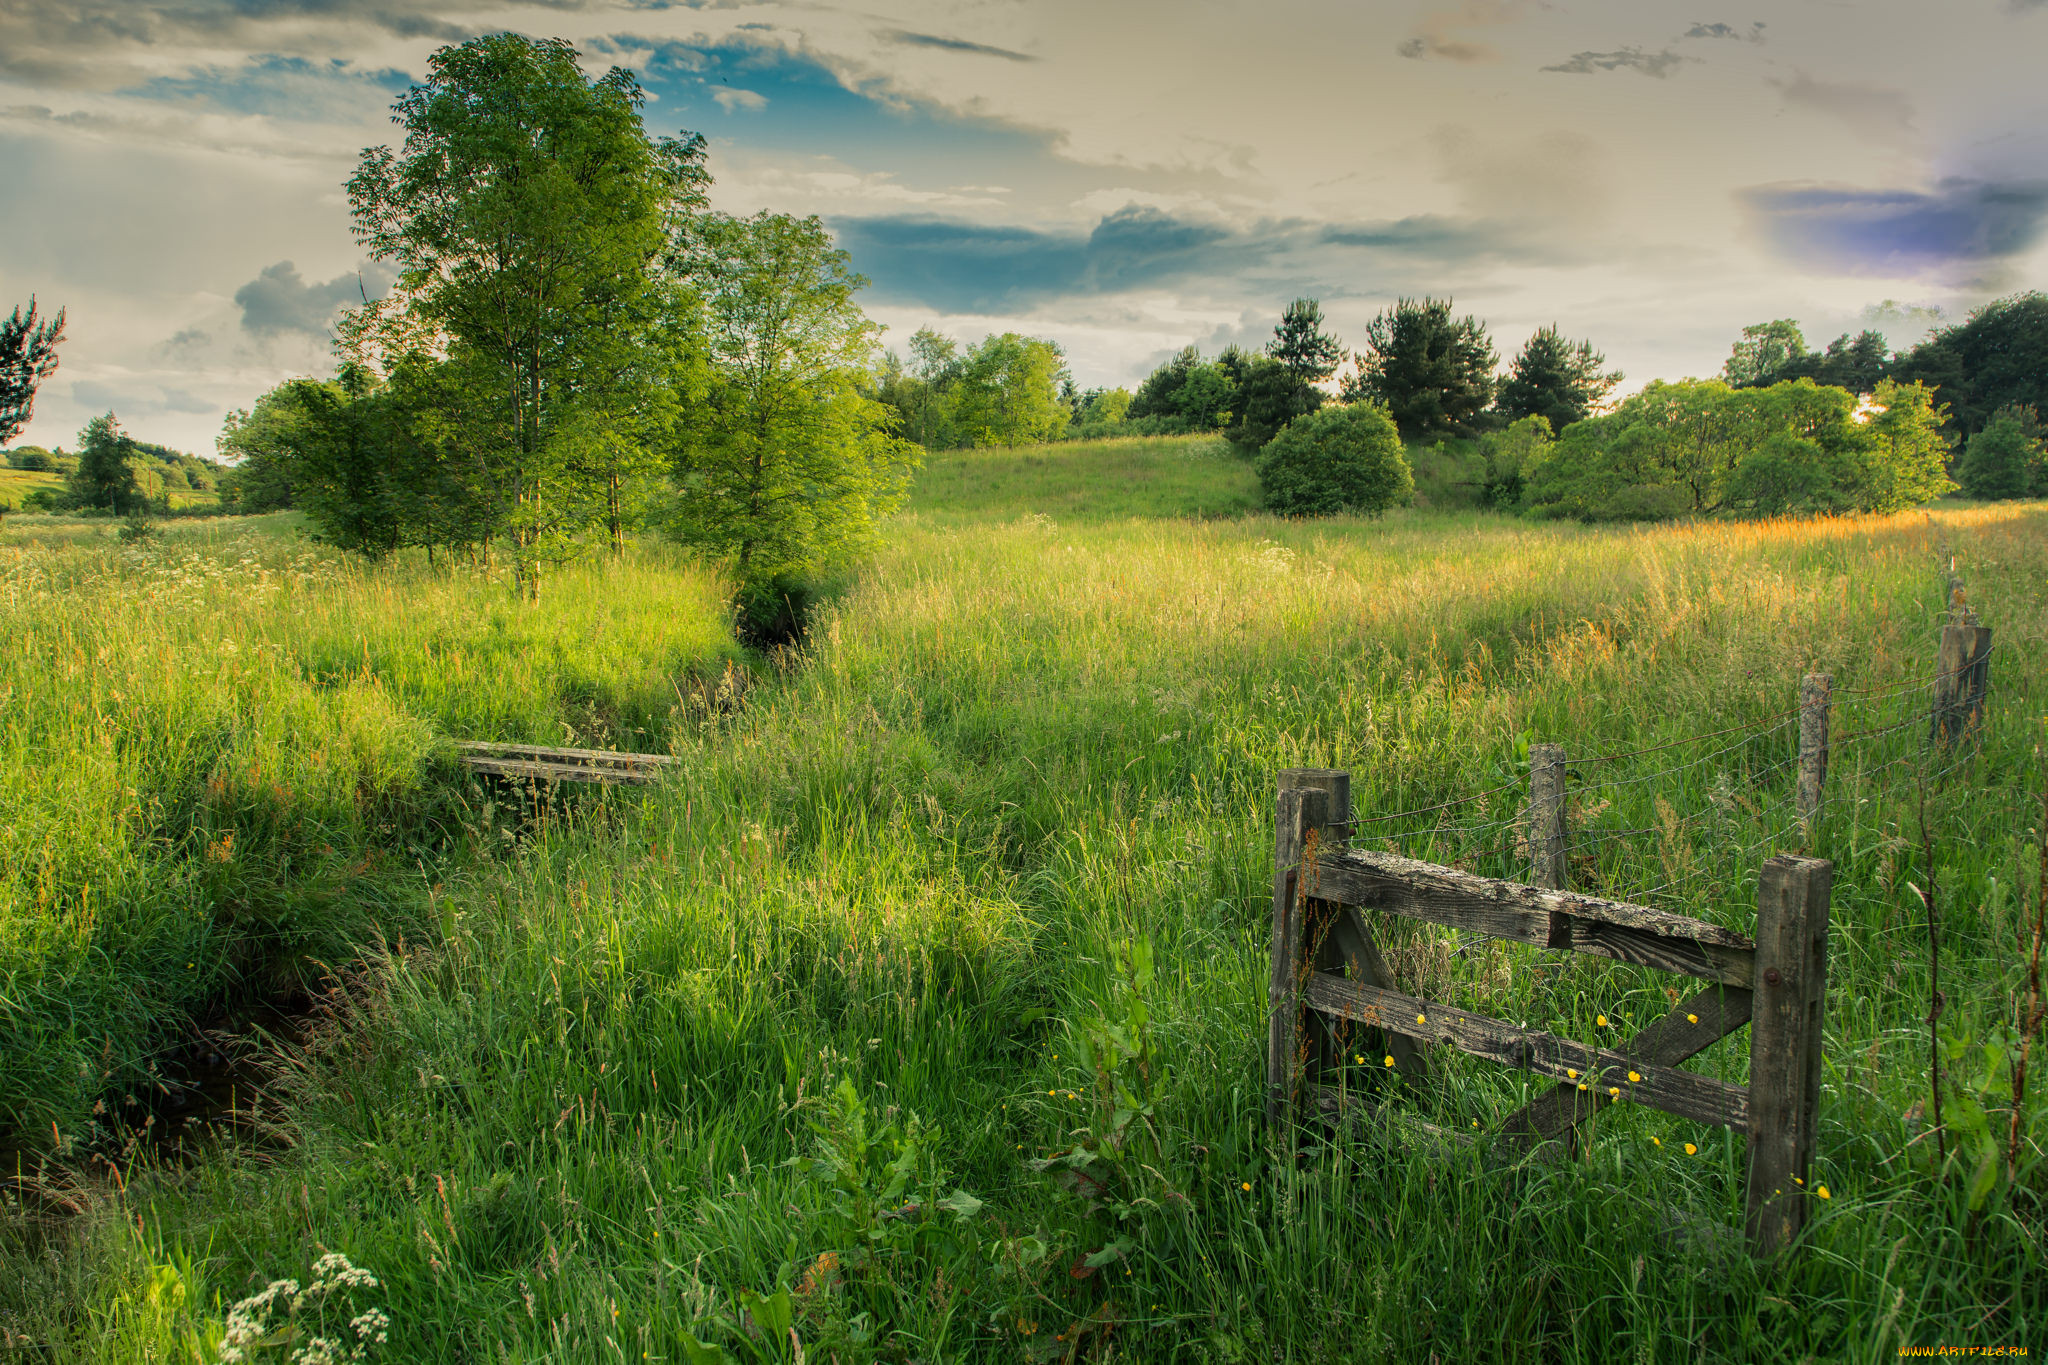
top-left (1596, 1015), bottom-right (1608, 1026)
top-left (1240, 1181), bottom-right (1250, 1192)
top-left (1686, 1013), bottom-right (1699, 1024)
top-left (1684, 1142), bottom-right (1698, 1155)
top-left (1627, 1071), bottom-right (1641, 1083)
top-left (1817, 1185), bottom-right (1830, 1200)
top-left (1384, 1055), bottom-right (1395, 1068)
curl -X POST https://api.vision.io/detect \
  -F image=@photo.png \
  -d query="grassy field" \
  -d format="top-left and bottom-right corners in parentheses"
top-left (908, 434), bottom-right (1261, 523)
top-left (1, 468), bottom-right (2043, 1362)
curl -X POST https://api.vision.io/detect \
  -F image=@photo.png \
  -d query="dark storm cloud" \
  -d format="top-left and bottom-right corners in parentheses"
top-left (1541, 47), bottom-right (1688, 76)
top-left (1741, 179), bottom-right (2048, 274)
top-left (832, 207), bottom-right (1563, 312)
top-left (879, 30), bottom-right (1036, 62)
top-left (234, 260), bottom-right (394, 336)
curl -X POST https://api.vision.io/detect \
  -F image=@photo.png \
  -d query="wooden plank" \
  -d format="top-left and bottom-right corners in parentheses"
top-left (1285, 770), bottom-right (1353, 1081)
top-left (459, 755), bottom-right (661, 786)
top-left (457, 741), bottom-right (680, 768)
top-left (1267, 784), bottom-right (1326, 1128)
top-left (1303, 973), bottom-right (1749, 1130)
top-left (1501, 983), bottom-right (1753, 1154)
top-left (1306, 847), bottom-right (1756, 987)
top-left (1746, 856), bottom-right (1831, 1257)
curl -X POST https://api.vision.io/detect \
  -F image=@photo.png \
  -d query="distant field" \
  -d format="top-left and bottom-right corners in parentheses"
top-left (908, 432), bottom-right (1261, 522)
top-left (0, 468), bottom-right (221, 511)
top-left (0, 468), bottom-right (62, 504)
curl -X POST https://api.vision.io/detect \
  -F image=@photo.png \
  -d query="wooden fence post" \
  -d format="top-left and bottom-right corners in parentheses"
top-left (1268, 771), bottom-right (1338, 1130)
top-left (1932, 623), bottom-right (1994, 749)
top-left (1746, 855), bottom-right (1832, 1257)
top-left (1797, 674), bottom-right (1831, 838)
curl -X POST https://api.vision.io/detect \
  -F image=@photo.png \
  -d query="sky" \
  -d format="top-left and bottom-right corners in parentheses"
top-left (3, 0), bottom-right (2046, 456)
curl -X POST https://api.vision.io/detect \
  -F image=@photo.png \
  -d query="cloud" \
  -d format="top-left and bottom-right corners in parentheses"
top-left (233, 259), bottom-right (393, 336)
top-left (1396, 1), bottom-right (1529, 62)
top-left (1768, 72), bottom-right (1916, 146)
top-left (70, 379), bottom-right (216, 416)
top-left (1741, 179), bottom-right (2048, 275)
top-left (712, 86), bottom-right (767, 112)
top-left (879, 30), bottom-right (1036, 63)
top-left (1681, 21), bottom-right (1765, 42)
top-left (1542, 47), bottom-right (1689, 77)
top-left (832, 204), bottom-right (1567, 313)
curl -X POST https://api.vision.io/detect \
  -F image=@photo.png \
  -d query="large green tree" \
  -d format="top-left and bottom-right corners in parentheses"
top-left (1257, 403), bottom-right (1412, 517)
top-left (950, 332), bottom-right (1070, 447)
top-left (345, 34), bottom-right (700, 597)
top-left (1495, 325), bottom-right (1621, 432)
top-left (1721, 319), bottom-right (1808, 388)
top-left (1345, 297), bottom-right (1497, 439)
top-left (1, 297), bottom-right (65, 445)
top-left (67, 413), bottom-right (145, 514)
top-left (669, 211), bottom-right (918, 620)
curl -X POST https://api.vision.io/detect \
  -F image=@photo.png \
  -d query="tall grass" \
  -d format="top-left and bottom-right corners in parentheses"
top-left (0, 514), bottom-right (738, 1142)
top-left (3, 499), bottom-right (2044, 1361)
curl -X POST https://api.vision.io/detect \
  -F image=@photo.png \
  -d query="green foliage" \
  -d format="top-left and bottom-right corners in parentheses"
top-left (1256, 402), bottom-right (1413, 516)
top-left (1892, 291), bottom-right (2048, 439)
top-left (950, 333), bottom-right (1071, 447)
top-left (68, 412), bottom-right (145, 514)
top-left (345, 33), bottom-right (699, 596)
top-left (670, 211), bottom-right (919, 606)
top-left (1266, 298), bottom-right (1344, 390)
top-left (1031, 940), bottom-right (1202, 1279)
top-left (0, 296), bottom-right (65, 445)
top-left (6, 444), bottom-right (55, 471)
top-left (1346, 296), bottom-right (1498, 440)
top-left (1524, 377), bottom-right (1955, 520)
top-left (1496, 326), bottom-right (1620, 433)
top-left (1225, 353), bottom-right (1317, 452)
top-left (1477, 415), bottom-right (1554, 508)
top-left (1721, 319), bottom-right (1808, 388)
top-left (1957, 406), bottom-right (2044, 500)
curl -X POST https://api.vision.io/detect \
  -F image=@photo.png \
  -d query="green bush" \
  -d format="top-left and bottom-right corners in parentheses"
top-left (1256, 402), bottom-right (1413, 516)
top-left (1957, 409), bottom-right (2043, 500)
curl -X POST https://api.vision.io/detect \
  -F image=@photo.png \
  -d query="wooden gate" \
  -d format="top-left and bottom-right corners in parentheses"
top-left (1267, 768), bottom-right (1831, 1257)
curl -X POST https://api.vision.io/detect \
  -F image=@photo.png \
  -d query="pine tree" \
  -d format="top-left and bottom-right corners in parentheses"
top-left (1496, 326), bottom-right (1621, 432)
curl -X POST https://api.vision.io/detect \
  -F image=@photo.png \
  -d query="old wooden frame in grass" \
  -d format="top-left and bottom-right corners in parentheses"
top-left (1268, 767), bottom-right (1831, 1258)
top-left (457, 740), bottom-right (679, 786)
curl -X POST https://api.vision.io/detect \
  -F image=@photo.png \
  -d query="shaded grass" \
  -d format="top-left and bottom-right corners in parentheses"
top-left (3, 497), bottom-right (2046, 1361)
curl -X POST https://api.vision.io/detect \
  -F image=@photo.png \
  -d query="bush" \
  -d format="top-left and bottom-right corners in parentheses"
top-left (1957, 409), bottom-right (2043, 500)
top-left (1256, 403), bottom-right (1413, 516)
top-left (5, 445), bottom-right (54, 471)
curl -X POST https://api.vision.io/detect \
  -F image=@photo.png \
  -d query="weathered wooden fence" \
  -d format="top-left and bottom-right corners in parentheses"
top-left (1265, 579), bottom-right (2002, 1258)
top-left (1268, 767), bottom-right (1831, 1257)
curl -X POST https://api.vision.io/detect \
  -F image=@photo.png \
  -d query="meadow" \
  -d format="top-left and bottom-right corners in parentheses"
top-left (0, 438), bottom-right (2043, 1363)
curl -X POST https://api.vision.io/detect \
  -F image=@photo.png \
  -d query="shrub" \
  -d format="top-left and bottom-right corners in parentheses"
top-left (1957, 409), bottom-right (2043, 500)
top-left (1256, 402), bottom-right (1412, 517)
